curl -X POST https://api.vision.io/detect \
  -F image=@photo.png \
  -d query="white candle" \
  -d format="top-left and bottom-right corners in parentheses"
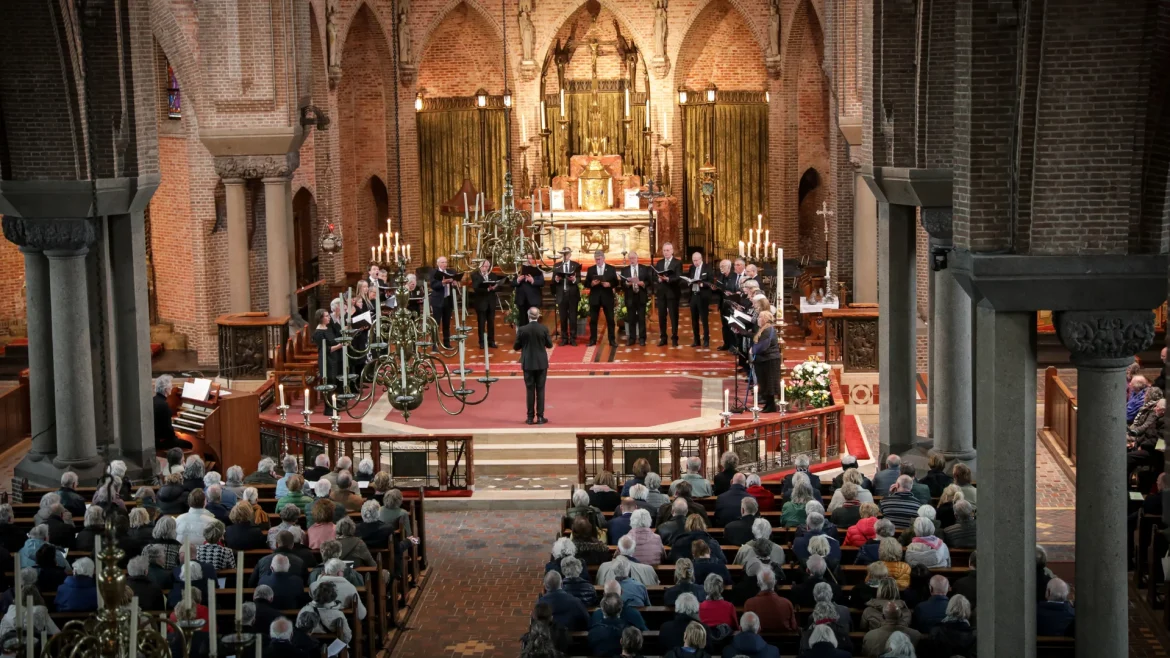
top-left (757, 214), bottom-right (763, 233)
top-left (332, 395), bottom-right (339, 419)
top-left (406, 244), bottom-right (411, 261)
top-left (749, 228), bottom-right (753, 245)
top-left (400, 348), bottom-right (408, 390)
top-left (321, 338), bottom-right (328, 381)
top-left (182, 540), bottom-right (192, 608)
top-left (780, 379), bottom-right (786, 404)
top-left (341, 343), bottom-right (348, 390)
top-left (484, 334), bottom-right (490, 371)
top-left (387, 218), bottom-right (392, 236)
top-left (379, 233), bottom-right (385, 250)
top-left (764, 230), bottom-right (769, 245)
top-left (374, 283), bottom-right (381, 336)
top-left (645, 99), bottom-right (651, 129)
top-left (303, 388), bottom-right (310, 413)
top-left (723, 389), bottom-right (729, 414)
top-left (235, 550), bottom-right (244, 618)
top-left (826, 260), bottom-right (831, 281)
top-left (130, 597), bottom-right (139, 657)
top-left (739, 241), bottom-right (745, 257)
top-left (777, 248), bottom-right (784, 319)
top-left (540, 101), bottom-right (547, 130)
top-left (371, 246), bottom-right (376, 262)
top-left (95, 535), bottom-right (103, 609)
top-left (278, 384), bottom-right (285, 407)
top-left (461, 282), bottom-right (468, 321)
top-left (459, 341), bottom-right (466, 385)
top-left (754, 385), bottom-right (759, 410)
top-left (560, 89), bottom-right (566, 117)
top-left (207, 580), bottom-right (217, 657)
top-left (563, 223), bottom-right (569, 252)
top-left (255, 630), bottom-right (262, 658)
top-left (624, 87), bottom-right (631, 117)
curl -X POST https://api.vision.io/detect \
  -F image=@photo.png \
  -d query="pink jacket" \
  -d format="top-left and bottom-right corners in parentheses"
top-left (844, 516), bottom-right (877, 547)
top-left (628, 527), bottom-right (665, 565)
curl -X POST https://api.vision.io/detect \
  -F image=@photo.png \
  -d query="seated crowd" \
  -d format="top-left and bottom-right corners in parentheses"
top-left (0, 451), bottom-right (417, 657)
top-left (524, 451), bottom-right (1067, 658)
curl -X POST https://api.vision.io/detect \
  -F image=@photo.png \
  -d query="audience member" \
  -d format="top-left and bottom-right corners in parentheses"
top-left (669, 514), bottom-right (722, 562)
top-left (565, 489), bottom-right (608, 532)
top-left (745, 474), bottom-right (774, 512)
top-left (591, 580), bottom-right (648, 630)
top-left (860, 578), bottom-right (911, 632)
top-left (56, 472), bottom-right (86, 519)
top-left (356, 499), bottom-right (394, 549)
top-left (919, 452), bottom-right (954, 498)
top-left (744, 568), bottom-right (797, 632)
top-left (298, 581), bottom-right (352, 645)
top-left (335, 517), bottom-right (376, 567)
top-left (609, 499), bottom-right (637, 545)
top-left (330, 471), bottom-right (365, 512)
top-left (699, 573), bottom-right (737, 630)
top-left (1128, 375), bottom-right (1149, 424)
top-left (734, 519), bottom-right (786, 570)
top-left (588, 472), bottom-right (621, 512)
top-left (922, 594), bottom-right (976, 657)
top-left (951, 551), bottom-right (977, 607)
top-left (793, 513), bottom-right (842, 564)
top-left (781, 454), bottom-right (820, 500)
top-left (597, 536), bottom-right (659, 586)
top-left (276, 475), bottom-right (314, 514)
top-left (644, 473), bottom-right (671, 510)
top-left (629, 485), bottom-right (657, 519)
top-left (657, 498), bottom-right (692, 545)
top-left (268, 504), bottom-right (307, 549)
top-left (546, 537), bottom-right (576, 574)
top-left (849, 562), bottom-right (889, 609)
top-left (264, 617), bottom-right (315, 658)
top-left (309, 558), bottom-right (366, 619)
top-left (627, 509), bottom-right (663, 565)
top-left (19, 525), bottom-right (67, 569)
top-left (664, 559), bottom-right (705, 606)
top-left (672, 457), bottom-right (714, 497)
top-left (72, 506), bottom-right (105, 554)
top-left (569, 517), bottom-right (610, 566)
top-left (303, 454), bottom-right (331, 482)
top-left (520, 603), bottom-right (570, 656)
top-left (620, 458), bottom-right (653, 497)
top-left (880, 476), bottom-right (921, 529)
top-left (126, 555), bottom-right (166, 611)
top-left (257, 553), bottom-right (309, 610)
top-left (844, 503), bottom-right (882, 549)
top-left (224, 502), bottom-right (268, 550)
top-left (145, 545), bottom-right (175, 590)
top-left (911, 575), bottom-right (950, 633)
top-left (537, 570), bottom-right (589, 631)
top-left (657, 480), bottom-right (706, 526)
top-left (713, 451), bottom-right (740, 496)
top-left (1036, 578), bottom-right (1075, 637)
top-left (589, 593), bottom-right (632, 657)
top-left (608, 557), bottom-right (651, 607)
top-left (175, 489), bottom-right (214, 544)
top-left (659, 594), bottom-right (709, 654)
top-left (274, 455), bottom-right (300, 498)
top-left (862, 600), bottom-right (921, 658)
top-left (723, 611), bottom-right (779, 658)
top-left (306, 499), bottom-right (338, 549)
top-left (781, 481), bottom-right (816, 527)
top-left (195, 520), bottom-right (236, 570)
top-left (619, 626), bottom-right (645, 658)
top-left (879, 537), bottom-right (910, 588)
top-left (905, 518), bottom-right (950, 567)
top-left (800, 622), bottom-right (851, 658)
top-left (872, 455), bottom-right (902, 494)
top-left (560, 556), bottom-right (597, 607)
top-left (157, 473), bottom-right (187, 515)
top-left (251, 531), bottom-right (308, 585)
top-left (813, 581), bottom-right (852, 633)
top-left (793, 555), bottom-right (839, 607)
top-left (723, 496), bottom-right (760, 546)
top-left (252, 586), bottom-right (282, 637)
top-left (829, 482), bottom-right (865, 528)
top-left (0, 506), bottom-right (25, 554)
top-left (379, 489), bottom-right (413, 535)
top-left (308, 540), bottom-right (364, 588)
top-left (942, 500), bottom-right (976, 549)
top-left (934, 484), bottom-right (964, 530)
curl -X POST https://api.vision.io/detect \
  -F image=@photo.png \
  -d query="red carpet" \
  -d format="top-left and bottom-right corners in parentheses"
top-left (548, 343), bottom-right (588, 363)
top-left (401, 488), bottom-right (473, 498)
top-left (389, 376), bottom-right (705, 429)
top-left (760, 414), bottom-right (870, 481)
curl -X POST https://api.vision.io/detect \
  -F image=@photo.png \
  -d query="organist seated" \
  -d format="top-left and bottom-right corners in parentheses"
top-left (153, 374), bottom-right (192, 451)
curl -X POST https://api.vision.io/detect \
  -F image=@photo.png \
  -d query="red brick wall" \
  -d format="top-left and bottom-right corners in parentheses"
top-left (674, 1), bottom-right (767, 90)
top-left (151, 136), bottom-right (195, 332)
top-left (418, 3), bottom-right (506, 97)
top-left (0, 239), bottom-right (26, 342)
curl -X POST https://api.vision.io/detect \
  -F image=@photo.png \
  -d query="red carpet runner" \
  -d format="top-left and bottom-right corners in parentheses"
top-left (761, 414), bottom-right (871, 482)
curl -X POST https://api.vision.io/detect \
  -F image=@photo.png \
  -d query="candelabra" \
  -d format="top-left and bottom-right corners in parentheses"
top-left (738, 214), bottom-right (777, 265)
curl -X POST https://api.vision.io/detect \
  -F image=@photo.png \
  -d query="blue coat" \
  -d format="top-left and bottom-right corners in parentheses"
top-left (714, 485), bottom-right (751, 527)
top-left (588, 616), bottom-right (630, 657)
top-left (538, 589), bottom-right (590, 631)
top-left (55, 575), bottom-right (98, 612)
top-left (664, 582), bottom-right (706, 606)
top-left (792, 531), bottom-right (842, 565)
top-left (617, 576), bottom-right (650, 607)
top-left (608, 512), bottom-right (633, 545)
top-left (1036, 601), bottom-right (1076, 637)
top-left (259, 572), bottom-right (310, 609)
top-left (619, 477), bottom-right (646, 497)
top-left (591, 605), bottom-right (647, 631)
top-left (18, 538), bottom-right (67, 569)
top-left (854, 540), bottom-right (881, 565)
top-left (721, 631), bottom-right (779, 658)
top-left (912, 594), bottom-right (950, 633)
top-left (693, 558), bottom-right (732, 588)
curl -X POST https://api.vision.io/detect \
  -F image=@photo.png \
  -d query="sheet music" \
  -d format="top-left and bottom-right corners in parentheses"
top-left (328, 639), bottom-right (348, 656)
top-left (181, 378), bottom-right (212, 401)
top-left (351, 311), bottom-right (372, 326)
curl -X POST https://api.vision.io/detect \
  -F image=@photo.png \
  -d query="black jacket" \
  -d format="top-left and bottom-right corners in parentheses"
top-left (471, 270), bottom-right (501, 312)
top-left (514, 322), bottom-right (552, 371)
top-left (0, 525), bottom-right (26, 554)
top-left (254, 600), bottom-right (284, 638)
top-left (225, 522), bottom-right (268, 551)
top-left (685, 262), bottom-right (715, 304)
top-left (429, 268), bottom-right (459, 308)
top-left (584, 264), bottom-right (619, 305)
top-left (713, 468), bottom-right (738, 497)
top-left (153, 392), bottom-right (179, 449)
top-left (714, 484), bottom-right (751, 527)
top-left (262, 638), bottom-right (316, 658)
top-left (356, 520), bottom-right (395, 550)
top-left (303, 466), bottom-right (331, 482)
top-left (622, 263), bottom-right (654, 305)
top-left (513, 268), bottom-right (545, 308)
top-left (45, 515), bottom-right (75, 549)
top-left (157, 484), bottom-right (187, 514)
top-left (312, 325), bottom-right (342, 381)
top-left (922, 619), bottom-right (978, 657)
top-left (551, 259), bottom-right (582, 300)
top-left (920, 469), bottom-right (954, 498)
top-left (653, 257), bottom-right (684, 299)
top-left (659, 614), bottom-right (711, 654)
top-left (56, 488), bottom-right (87, 520)
top-left (127, 575), bottom-right (166, 612)
top-left (259, 571), bottom-right (310, 609)
top-left (723, 514), bottom-right (759, 546)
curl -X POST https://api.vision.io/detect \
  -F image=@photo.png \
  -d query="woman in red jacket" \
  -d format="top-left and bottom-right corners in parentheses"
top-left (843, 502), bottom-right (881, 547)
top-left (745, 473), bottom-right (775, 512)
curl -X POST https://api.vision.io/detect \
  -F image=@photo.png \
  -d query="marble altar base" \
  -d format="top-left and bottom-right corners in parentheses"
top-left (540, 210), bottom-right (654, 262)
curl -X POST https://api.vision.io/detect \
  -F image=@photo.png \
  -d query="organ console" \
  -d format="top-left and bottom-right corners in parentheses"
top-left (165, 379), bottom-right (262, 471)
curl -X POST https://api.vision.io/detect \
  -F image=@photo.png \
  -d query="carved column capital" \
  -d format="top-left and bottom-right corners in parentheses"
top-left (1054, 310), bottom-right (1155, 368)
top-left (212, 153), bottom-right (300, 181)
top-left (920, 207), bottom-right (953, 242)
top-left (2, 217), bottom-right (96, 253)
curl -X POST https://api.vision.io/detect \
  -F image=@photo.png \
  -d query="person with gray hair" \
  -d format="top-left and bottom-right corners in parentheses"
top-left (259, 553), bottom-right (309, 610)
top-left (537, 569), bottom-right (590, 631)
top-left (942, 498), bottom-right (977, 549)
top-left (566, 488), bottom-right (608, 531)
top-left (55, 471), bottom-right (86, 518)
top-left (153, 374), bottom-right (192, 451)
top-left (873, 454), bottom-right (903, 494)
top-left (656, 496), bottom-right (692, 544)
top-left (72, 505), bottom-right (106, 554)
top-left (862, 599), bottom-right (922, 657)
top-left (699, 573), bottom-right (737, 629)
top-left (781, 452), bottom-right (820, 500)
top-left (378, 488), bottom-right (413, 535)
top-left (905, 517), bottom-right (951, 568)
top-left (55, 557), bottom-right (97, 612)
top-left (724, 611), bottom-right (777, 658)
top-left (643, 472), bottom-right (671, 509)
top-left (734, 517), bottom-right (786, 567)
top-left (881, 630), bottom-right (918, 658)
top-left (910, 574), bottom-right (951, 633)
top-left (1037, 578), bottom-right (1075, 637)
top-left (714, 472), bottom-right (751, 526)
top-left (202, 471), bottom-right (237, 508)
top-left (659, 591), bottom-right (704, 654)
top-left (559, 556), bottom-right (596, 607)
top-left (744, 566), bottom-right (798, 632)
top-left (832, 453), bottom-right (873, 491)
top-left (514, 300), bottom-right (553, 422)
top-left (724, 494), bottom-right (761, 546)
top-left (182, 454), bottom-right (206, 489)
top-left (310, 558), bottom-right (367, 620)
top-left (304, 453), bottom-right (331, 482)
top-left (805, 621), bottom-right (850, 657)
top-left (299, 580), bottom-right (352, 645)
top-left (125, 555), bottom-right (166, 611)
top-left (924, 593), bottom-right (975, 656)
top-left (275, 455), bottom-right (301, 497)
top-left (813, 581), bottom-right (853, 633)
top-left (268, 503), bottom-right (307, 549)
top-left (671, 456), bottom-right (713, 497)
top-left (628, 483), bottom-right (657, 519)
top-left (880, 477), bottom-right (921, 529)
top-left (793, 511), bottom-right (842, 565)
top-left (598, 535), bottom-right (660, 586)
top-left (713, 450), bottom-right (740, 496)
top-left (626, 508), bottom-right (664, 565)
top-left (793, 554), bottom-right (841, 608)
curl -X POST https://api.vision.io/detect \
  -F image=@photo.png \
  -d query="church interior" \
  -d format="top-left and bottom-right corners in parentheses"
top-left (0, 0), bottom-right (1168, 656)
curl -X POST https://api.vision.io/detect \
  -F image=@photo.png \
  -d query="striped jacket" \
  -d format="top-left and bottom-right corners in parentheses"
top-left (878, 491), bottom-right (921, 529)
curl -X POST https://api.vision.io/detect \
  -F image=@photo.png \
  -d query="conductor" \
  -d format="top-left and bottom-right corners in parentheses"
top-left (514, 307), bottom-right (553, 424)
top-left (584, 249), bottom-right (619, 347)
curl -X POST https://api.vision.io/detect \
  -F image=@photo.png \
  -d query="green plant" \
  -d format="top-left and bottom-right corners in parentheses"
top-left (577, 283), bottom-right (590, 316)
top-left (615, 292), bottom-right (628, 324)
top-left (788, 357), bottom-right (834, 408)
top-left (503, 303), bottom-right (519, 326)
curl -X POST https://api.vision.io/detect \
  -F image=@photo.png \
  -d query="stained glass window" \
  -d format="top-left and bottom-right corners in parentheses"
top-left (166, 63), bottom-right (181, 119)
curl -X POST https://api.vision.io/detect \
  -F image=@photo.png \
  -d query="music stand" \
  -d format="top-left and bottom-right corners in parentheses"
top-left (725, 306), bottom-right (757, 414)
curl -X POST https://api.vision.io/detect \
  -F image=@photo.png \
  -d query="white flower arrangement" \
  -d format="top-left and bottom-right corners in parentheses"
top-left (785, 357), bottom-right (834, 408)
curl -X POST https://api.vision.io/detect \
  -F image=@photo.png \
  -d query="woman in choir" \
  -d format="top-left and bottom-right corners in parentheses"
top-left (312, 309), bottom-right (343, 416)
top-left (349, 281), bottom-right (372, 381)
top-left (750, 311), bottom-right (781, 413)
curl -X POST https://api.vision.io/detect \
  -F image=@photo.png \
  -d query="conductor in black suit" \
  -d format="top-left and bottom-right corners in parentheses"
top-left (654, 242), bottom-right (684, 346)
top-left (471, 259), bottom-right (500, 348)
top-left (514, 256), bottom-right (545, 328)
top-left (686, 251), bottom-right (715, 347)
top-left (551, 248), bottom-right (582, 345)
top-left (584, 249), bottom-right (619, 347)
top-left (429, 256), bottom-right (457, 349)
top-left (514, 307), bottom-right (553, 424)
top-left (621, 251), bottom-right (652, 346)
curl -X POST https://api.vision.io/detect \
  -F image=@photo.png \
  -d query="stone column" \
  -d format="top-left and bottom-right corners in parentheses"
top-left (43, 221), bottom-right (101, 469)
top-left (921, 208), bottom-right (975, 465)
top-left (877, 201), bottom-right (917, 458)
top-left (1056, 310), bottom-right (1154, 658)
top-left (284, 179), bottom-right (299, 319)
top-left (264, 176), bottom-right (292, 318)
top-left (974, 305), bottom-right (1037, 658)
top-left (108, 211), bottom-right (155, 464)
top-left (223, 178), bottom-right (250, 313)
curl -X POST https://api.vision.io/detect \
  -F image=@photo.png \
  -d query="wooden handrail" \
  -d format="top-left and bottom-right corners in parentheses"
top-left (215, 312), bottom-right (291, 327)
top-left (296, 278), bottom-right (327, 295)
top-left (1043, 366), bottom-right (1078, 464)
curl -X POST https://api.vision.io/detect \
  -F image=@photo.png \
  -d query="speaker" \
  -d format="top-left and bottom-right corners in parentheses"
top-left (623, 449), bottom-right (659, 475)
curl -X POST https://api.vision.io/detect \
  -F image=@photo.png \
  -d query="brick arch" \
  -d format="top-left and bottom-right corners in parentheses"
top-left (533, 0), bottom-right (654, 80)
top-left (787, 0), bottom-right (830, 259)
top-left (338, 1), bottom-right (394, 66)
top-left (415, 0), bottom-right (522, 92)
top-left (779, 0), bottom-right (825, 69)
top-left (149, 0), bottom-right (203, 127)
top-left (416, 1), bottom-right (507, 97)
top-left (673, 0), bottom-right (769, 67)
top-left (674, 0), bottom-right (768, 90)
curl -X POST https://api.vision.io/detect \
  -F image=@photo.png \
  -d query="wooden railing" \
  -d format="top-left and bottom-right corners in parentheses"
top-left (1042, 366), bottom-right (1078, 464)
top-left (258, 417), bottom-right (474, 490)
top-left (577, 372), bottom-right (845, 484)
top-left (0, 373), bottom-right (29, 454)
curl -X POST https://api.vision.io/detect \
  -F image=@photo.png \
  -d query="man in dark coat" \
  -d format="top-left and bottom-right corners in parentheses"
top-left (514, 307), bottom-right (553, 424)
top-left (718, 258), bottom-right (748, 350)
top-left (551, 248), bottom-right (582, 345)
top-left (470, 259), bottom-right (501, 348)
top-left (152, 375), bottom-right (191, 451)
top-left (126, 556), bottom-right (166, 612)
top-left (252, 586), bottom-right (284, 639)
top-left (537, 571), bottom-right (590, 631)
top-left (723, 497), bottom-right (761, 546)
top-left (429, 256), bottom-right (458, 348)
top-left (686, 251), bottom-right (715, 347)
top-left (653, 242), bottom-right (684, 346)
top-left (714, 473), bottom-right (751, 527)
top-left (622, 251), bottom-right (653, 346)
top-left (258, 555), bottom-right (310, 609)
top-left (583, 250), bottom-right (619, 347)
top-left (513, 256), bottom-right (546, 328)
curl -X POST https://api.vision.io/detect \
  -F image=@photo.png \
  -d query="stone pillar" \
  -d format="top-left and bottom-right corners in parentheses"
top-left (1056, 310), bottom-right (1154, 658)
top-left (852, 176), bottom-right (879, 303)
top-left (974, 305), bottom-right (1037, 658)
top-left (21, 245), bottom-right (55, 457)
top-left (877, 201), bottom-right (917, 458)
top-left (44, 222), bottom-right (101, 469)
top-left (223, 178), bottom-right (250, 313)
top-left (284, 179), bottom-right (299, 319)
top-left (921, 208), bottom-right (975, 465)
top-left (264, 176), bottom-right (292, 318)
top-left (108, 211), bottom-right (155, 465)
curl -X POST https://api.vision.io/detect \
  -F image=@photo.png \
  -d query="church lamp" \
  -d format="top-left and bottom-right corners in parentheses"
top-left (706, 83), bottom-right (718, 103)
top-left (476, 88), bottom-right (488, 108)
top-left (677, 87), bottom-right (688, 105)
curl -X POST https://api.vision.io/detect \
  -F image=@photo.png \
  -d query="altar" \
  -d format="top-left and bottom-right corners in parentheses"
top-left (543, 209), bottom-right (654, 262)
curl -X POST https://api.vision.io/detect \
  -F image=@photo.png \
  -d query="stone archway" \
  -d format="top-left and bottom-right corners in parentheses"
top-left (292, 187), bottom-right (318, 286)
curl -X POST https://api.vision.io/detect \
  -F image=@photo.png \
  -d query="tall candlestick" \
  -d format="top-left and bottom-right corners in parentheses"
top-left (331, 394), bottom-right (339, 419)
top-left (753, 385), bottom-right (759, 410)
top-left (422, 287), bottom-right (430, 333)
top-left (182, 540), bottom-right (192, 608)
top-left (739, 241), bottom-right (745, 257)
top-left (723, 389), bottom-right (729, 414)
top-left (749, 228), bottom-right (753, 245)
top-left (764, 230), bottom-right (769, 246)
top-left (780, 379), bottom-right (786, 403)
top-left (459, 341), bottom-right (466, 385)
top-left (374, 284), bottom-right (381, 337)
top-left (304, 388), bottom-right (309, 413)
top-left (235, 551), bottom-right (244, 618)
top-left (321, 339), bottom-right (328, 382)
top-left (207, 579), bottom-right (217, 657)
top-left (826, 260), bottom-right (831, 282)
top-left (371, 246), bottom-right (376, 262)
top-left (484, 334), bottom-right (490, 371)
top-left (461, 282), bottom-right (468, 321)
top-left (400, 348), bottom-right (408, 391)
top-left (757, 213), bottom-right (763, 233)
top-left (341, 344), bottom-right (348, 391)
top-left (129, 598), bottom-right (139, 658)
top-left (387, 218), bottom-right (392, 236)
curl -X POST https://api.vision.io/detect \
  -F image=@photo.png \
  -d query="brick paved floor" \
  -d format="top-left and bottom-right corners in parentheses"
top-left (390, 510), bottom-right (562, 658)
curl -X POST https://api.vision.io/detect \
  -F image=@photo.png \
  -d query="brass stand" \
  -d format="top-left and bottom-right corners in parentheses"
top-left (540, 127), bottom-right (553, 184)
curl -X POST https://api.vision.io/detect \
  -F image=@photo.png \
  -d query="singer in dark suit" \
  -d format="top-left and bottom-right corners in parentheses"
top-left (584, 250), bottom-right (619, 347)
top-left (551, 249), bottom-right (582, 345)
top-left (719, 258), bottom-right (749, 351)
top-left (513, 256), bottom-right (545, 328)
top-left (653, 242), bottom-right (684, 346)
top-left (621, 252), bottom-right (652, 346)
top-left (686, 251), bottom-right (715, 347)
top-left (514, 307), bottom-right (553, 424)
top-left (471, 259), bottom-right (500, 348)
top-left (429, 256), bottom-right (457, 349)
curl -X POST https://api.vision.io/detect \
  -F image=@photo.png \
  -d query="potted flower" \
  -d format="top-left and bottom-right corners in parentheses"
top-left (504, 303), bottom-right (520, 328)
top-left (788, 357), bottom-right (834, 409)
top-left (576, 284), bottom-right (590, 337)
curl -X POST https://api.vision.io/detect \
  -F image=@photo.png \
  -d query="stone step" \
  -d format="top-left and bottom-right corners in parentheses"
top-left (473, 458), bottom-right (579, 477)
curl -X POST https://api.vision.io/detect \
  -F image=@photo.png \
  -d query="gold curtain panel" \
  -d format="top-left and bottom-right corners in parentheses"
top-left (683, 102), bottom-right (768, 259)
top-left (417, 108), bottom-right (508, 265)
top-left (544, 92), bottom-right (647, 179)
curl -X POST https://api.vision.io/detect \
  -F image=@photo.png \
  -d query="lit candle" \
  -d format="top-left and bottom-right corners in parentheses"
top-left (130, 598), bottom-right (140, 658)
top-left (207, 579), bottom-right (217, 657)
top-left (723, 389), bottom-right (729, 414)
top-left (387, 218), bottom-right (392, 236)
top-left (764, 230), bottom-right (769, 246)
top-left (380, 233), bottom-right (385, 250)
top-left (459, 341), bottom-right (466, 385)
top-left (400, 348), bottom-right (408, 390)
top-left (304, 387), bottom-right (310, 413)
top-left (624, 87), bottom-right (631, 117)
top-left (371, 246), bottom-right (376, 262)
top-left (406, 244), bottom-right (411, 261)
top-left (739, 241), bottom-right (745, 257)
top-left (484, 333), bottom-right (490, 371)
top-left (757, 213), bottom-right (763, 233)
top-left (560, 88), bottom-right (566, 117)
